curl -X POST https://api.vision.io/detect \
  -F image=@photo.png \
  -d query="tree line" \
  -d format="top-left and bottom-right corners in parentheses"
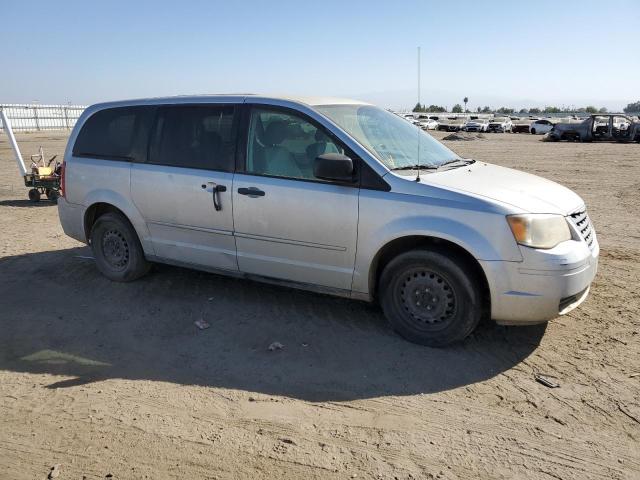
top-left (624, 101), bottom-right (640, 113)
top-left (412, 100), bottom-right (640, 114)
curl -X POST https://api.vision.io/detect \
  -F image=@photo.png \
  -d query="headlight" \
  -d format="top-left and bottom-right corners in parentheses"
top-left (506, 214), bottom-right (571, 249)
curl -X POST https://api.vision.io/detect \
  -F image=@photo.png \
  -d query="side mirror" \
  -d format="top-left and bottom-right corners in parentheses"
top-left (313, 153), bottom-right (354, 182)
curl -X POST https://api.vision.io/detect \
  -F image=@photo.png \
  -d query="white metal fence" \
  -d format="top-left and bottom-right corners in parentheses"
top-left (0, 103), bottom-right (87, 132)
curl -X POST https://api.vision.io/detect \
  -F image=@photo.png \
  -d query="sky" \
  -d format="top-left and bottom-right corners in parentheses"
top-left (3, 0), bottom-right (639, 111)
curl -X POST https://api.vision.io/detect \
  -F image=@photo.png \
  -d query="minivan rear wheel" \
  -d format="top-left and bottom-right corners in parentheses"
top-left (379, 249), bottom-right (481, 347)
top-left (90, 212), bottom-right (150, 282)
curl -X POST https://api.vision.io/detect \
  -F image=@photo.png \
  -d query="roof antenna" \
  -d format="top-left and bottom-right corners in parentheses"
top-left (415, 46), bottom-right (421, 182)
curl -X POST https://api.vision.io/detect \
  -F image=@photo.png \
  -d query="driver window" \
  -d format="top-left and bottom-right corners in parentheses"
top-left (246, 107), bottom-right (343, 180)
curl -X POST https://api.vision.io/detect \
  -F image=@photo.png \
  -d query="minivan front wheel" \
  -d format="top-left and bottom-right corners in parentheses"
top-left (379, 250), bottom-right (481, 347)
top-left (90, 212), bottom-right (150, 282)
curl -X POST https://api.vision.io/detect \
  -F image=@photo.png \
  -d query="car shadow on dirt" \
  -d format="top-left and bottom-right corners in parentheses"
top-left (0, 199), bottom-right (57, 207)
top-left (0, 247), bottom-right (546, 401)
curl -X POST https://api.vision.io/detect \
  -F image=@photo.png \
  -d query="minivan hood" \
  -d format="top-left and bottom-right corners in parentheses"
top-left (417, 162), bottom-right (583, 214)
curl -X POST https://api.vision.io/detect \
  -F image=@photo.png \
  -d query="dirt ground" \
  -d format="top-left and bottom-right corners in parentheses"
top-left (0, 130), bottom-right (638, 480)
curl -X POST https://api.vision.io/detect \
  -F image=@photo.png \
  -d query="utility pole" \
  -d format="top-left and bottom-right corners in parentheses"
top-left (417, 46), bottom-right (421, 110)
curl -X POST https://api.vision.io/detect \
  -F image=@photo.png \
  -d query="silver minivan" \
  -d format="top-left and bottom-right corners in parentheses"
top-left (58, 95), bottom-right (599, 346)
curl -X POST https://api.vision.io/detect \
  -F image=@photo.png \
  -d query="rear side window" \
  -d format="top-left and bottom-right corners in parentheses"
top-left (148, 105), bottom-right (236, 171)
top-left (73, 107), bottom-right (140, 160)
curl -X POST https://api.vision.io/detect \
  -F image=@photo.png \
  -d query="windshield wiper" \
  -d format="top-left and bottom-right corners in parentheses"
top-left (437, 158), bottom-right (476, 169)
top-left (390, 164), bottom-right (438, 171)
top-left (391, 159), bottom-right (475, 171)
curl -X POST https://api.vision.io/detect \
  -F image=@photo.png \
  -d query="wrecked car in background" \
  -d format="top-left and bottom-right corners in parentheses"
top-left (546, 114), bottom-right (640, 142)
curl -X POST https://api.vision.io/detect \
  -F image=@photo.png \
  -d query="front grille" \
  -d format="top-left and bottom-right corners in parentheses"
top-left (568, 209), bottom-right (595, 250)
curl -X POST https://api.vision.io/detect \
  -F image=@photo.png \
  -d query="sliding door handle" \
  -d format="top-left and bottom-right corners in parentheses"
top-left (201, 182), bottom-right (227, 211)
top-left (237, 187), bottom-right (265, 197)
top-left (202, 183), bottom-right (227, 192)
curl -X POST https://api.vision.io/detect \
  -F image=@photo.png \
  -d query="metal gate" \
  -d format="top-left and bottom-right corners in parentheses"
top-left (0, 103), bottom-right (86, 131)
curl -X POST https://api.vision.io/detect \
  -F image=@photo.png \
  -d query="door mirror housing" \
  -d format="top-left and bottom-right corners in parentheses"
top-left (314, 153), bottom-right (354, 182)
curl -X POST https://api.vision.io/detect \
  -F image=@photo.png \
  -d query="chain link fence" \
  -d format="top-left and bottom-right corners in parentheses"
top-left (0, 103), bottom-right (87, 132)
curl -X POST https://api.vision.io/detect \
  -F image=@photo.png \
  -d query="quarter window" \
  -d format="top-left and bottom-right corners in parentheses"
top-left (73, 107), bottom-right (139, 160)
top-left (149, 106), bottom-right (236, 171)
top-left (246, 107), bottom-right (343, 180)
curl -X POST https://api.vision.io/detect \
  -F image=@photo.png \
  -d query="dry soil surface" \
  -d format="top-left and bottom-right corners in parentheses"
top-left (0, 130), bottom-right (639, 479)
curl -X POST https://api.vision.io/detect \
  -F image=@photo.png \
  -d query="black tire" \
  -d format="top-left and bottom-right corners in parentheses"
top-left (46, 189), bottom-right (59, 204)
top-left (379, 249), bottom-right (482, 347)
top-left (530, 128), bottom-right (536, 135)
top-left (90, 212), bottom-right (150, 282)
top-left (28, 189), bottom-right (41, 202)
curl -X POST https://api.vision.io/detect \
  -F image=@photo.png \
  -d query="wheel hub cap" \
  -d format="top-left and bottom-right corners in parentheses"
top-left (102, 230), bottom-right (129, 269)
top-left (400, 271), bottom-right (456, 324)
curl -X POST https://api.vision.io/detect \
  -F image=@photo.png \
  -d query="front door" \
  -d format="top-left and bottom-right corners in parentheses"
top-left (131, 104), bottom-right (238, 271)
top-left (232, 106), bottom-right (359, 290)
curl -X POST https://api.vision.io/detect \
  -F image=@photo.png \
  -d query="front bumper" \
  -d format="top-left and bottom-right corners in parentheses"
top-left (480, 238), bottom-right (599, 325)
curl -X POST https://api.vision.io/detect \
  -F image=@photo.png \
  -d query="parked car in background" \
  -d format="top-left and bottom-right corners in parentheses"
top-left (445, 117), bottom-right (467, 132)
top-left (546, 114), bottom-right (640, 142)
top-left (511, 121), bottom-right (531, 134)
top-left (400, 114), bottom-right (421, 127)
top-left (419, 118), bottom-right (439, 130)
top-left (529, 119), bottom-right (554, 135)
top-left (58, 95), bottom-right (599, 347)
top-left (487, 117), bottom-right (513, 133)
top-left (462, 118), bottom-right (489, 132)
top-left (436, 120), bottom-right (451, 131)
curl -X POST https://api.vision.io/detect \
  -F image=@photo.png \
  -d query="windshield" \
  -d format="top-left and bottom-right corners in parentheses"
top-left (315, 104), bottom-right (459, 169)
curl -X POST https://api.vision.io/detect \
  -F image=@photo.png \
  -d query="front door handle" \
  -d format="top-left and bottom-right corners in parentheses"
top-left (237, 187), bottom-right (265, 197)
